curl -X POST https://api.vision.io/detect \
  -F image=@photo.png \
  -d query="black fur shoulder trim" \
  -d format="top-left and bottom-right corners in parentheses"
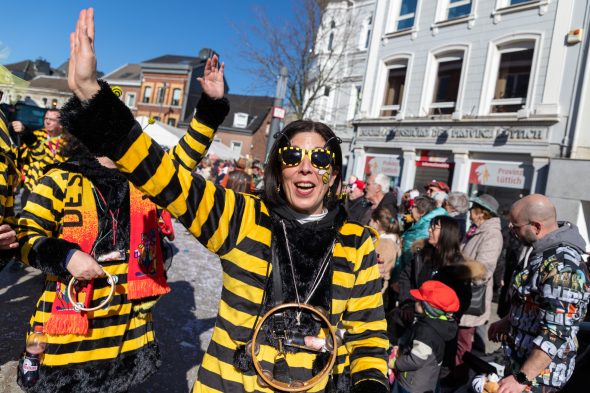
top-left (60, 80), bottom-right (135, 157)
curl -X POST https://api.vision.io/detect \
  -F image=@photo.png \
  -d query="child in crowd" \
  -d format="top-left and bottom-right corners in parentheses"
top-left (391, 280), bottom-right (459, 393)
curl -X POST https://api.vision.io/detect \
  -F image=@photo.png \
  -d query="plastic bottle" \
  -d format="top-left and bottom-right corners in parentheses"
top-left (20, 325), bottom-right (47, 388)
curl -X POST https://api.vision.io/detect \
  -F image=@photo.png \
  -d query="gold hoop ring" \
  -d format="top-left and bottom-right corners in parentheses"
top-left (67, 271), bottom-right (117, 312)
top-left (250, 303), bottom-right (338, 392)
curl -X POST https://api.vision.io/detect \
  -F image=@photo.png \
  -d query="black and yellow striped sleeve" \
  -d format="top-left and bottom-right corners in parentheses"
top-left (168, 117), bottom-right (215, 172)
top-left (340, 225), bottom-right (389, 388)
top-left (114, 123), bottom-right (255, 256)
top-left (17, 170), bottom-right (79, 276)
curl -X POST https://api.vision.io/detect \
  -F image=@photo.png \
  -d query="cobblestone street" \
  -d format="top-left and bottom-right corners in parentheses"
top-left (0, 220), bottom-right (222, 393)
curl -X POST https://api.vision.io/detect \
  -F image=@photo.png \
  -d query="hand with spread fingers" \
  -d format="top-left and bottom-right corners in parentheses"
top-left (197, 55), bottom-right (225, 100)
top-left (68, 7), bottom-right (100, 101)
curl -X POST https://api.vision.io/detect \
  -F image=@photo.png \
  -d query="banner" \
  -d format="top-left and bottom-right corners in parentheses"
top-left (469, 162), bottom-right (532, 189)
top-left (365, 155), bottom-right (401, 177)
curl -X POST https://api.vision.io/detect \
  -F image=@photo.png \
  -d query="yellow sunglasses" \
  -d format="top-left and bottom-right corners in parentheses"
top-left (278, 146), bottom-right (334, 169)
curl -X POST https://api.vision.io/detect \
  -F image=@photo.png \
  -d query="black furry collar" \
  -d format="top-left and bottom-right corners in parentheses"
top-left (55, 155), bottom-right (129, 211)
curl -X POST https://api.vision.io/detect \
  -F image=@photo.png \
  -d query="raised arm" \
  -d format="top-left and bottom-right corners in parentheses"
top-left (62, 8), bottom-right (255, 257)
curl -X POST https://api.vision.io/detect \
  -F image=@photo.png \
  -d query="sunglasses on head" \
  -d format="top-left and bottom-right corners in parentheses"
top-left (278, 146), bottom-right (334, 169)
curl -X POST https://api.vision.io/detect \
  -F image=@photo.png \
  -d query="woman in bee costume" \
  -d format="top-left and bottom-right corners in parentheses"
top-left (62, 8), bottom-right (389, 393)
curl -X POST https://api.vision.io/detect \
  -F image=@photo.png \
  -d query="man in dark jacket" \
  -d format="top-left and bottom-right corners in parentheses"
top-left (489, 194), bottom-right (589, 393)
top-left (392, 280), bottom-right (459, 393)
top-left (345, 179), bottom-right (372, 225)
top-left (366, 173), bottom-right (398, 216)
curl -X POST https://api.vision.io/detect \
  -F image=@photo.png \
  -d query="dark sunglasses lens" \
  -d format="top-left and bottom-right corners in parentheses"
top-left (281, 149), bottom-right (302, 166)
top-left (311, 151), bottom-right (332, 168)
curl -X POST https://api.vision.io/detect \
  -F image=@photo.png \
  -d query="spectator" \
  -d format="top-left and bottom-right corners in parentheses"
top-left (225, 169), bottom-right (253, 193)
top-left (366, 173), bottom-right (398, 216)
top-left (489, 194), bottom-right (589, 392)
top-left (392, 280), bottom-right (459, 393)
top-left (432, 190), bottom-right (448, 208)
top-left (345, 179), bottom-right (372, 225)
top-left (399, 196), bottom-right (447, 271)
top-left (457, 194), bottom-right (503, 368)
top-left (251, 160), bottom-right (264, 190)
top-left (424, 179), bottom-right (450, 198)
top-left (369, 207), bottom-right (401, 295)
top-left (445, 191), bottom-right (469, 238)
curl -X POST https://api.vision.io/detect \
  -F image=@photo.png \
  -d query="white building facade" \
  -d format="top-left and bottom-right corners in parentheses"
top-left (348, 0), bottom-right (589, 219)
top-left (307, 0), bottom-right (376, 167)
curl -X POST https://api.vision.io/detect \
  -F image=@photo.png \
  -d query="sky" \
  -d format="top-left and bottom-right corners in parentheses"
top-left (0, 0), bottom-right (295, 96)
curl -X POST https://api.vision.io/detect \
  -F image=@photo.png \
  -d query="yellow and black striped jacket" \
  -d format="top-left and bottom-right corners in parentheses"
top-left (16, 124), bottom-right (208, 380)
top-left (19, 129), bottom-right (66, 192)
top-left (0, 108), bottom-right (18, 228)
top-left (108, 117), bottom-right (389, 392)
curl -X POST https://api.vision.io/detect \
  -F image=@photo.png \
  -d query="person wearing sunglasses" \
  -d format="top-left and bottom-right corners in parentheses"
top-left (489, 195), bottom-right (588, 393)
top-left (59, 8), bottom-right (389, 393)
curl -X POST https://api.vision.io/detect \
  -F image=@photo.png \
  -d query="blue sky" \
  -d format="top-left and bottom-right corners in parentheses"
top-left (0, 1), bottom-right (293, 96)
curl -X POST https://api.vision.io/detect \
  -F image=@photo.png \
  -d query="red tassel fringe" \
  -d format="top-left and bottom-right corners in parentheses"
top-left (45, 312), bottom-right (89, 335)
top-left (127, 277), bottom-right (171, 300)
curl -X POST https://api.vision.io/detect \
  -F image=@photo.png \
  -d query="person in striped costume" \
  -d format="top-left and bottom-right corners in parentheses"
top-left (60, 8), bottom-right (389, 393)
top-left (15, 57), bottom-right (221, 393)
top-left (0, 100), bottom-right (19, 262)
top-left (12, 108), bottom-right (67, 207)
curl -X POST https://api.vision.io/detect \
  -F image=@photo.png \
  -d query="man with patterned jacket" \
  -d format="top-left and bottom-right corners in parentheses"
top-left (489, 194), bottom-right (589, 393)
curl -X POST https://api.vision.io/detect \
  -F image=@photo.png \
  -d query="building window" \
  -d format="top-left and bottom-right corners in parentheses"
top-left (327, 32), bottom-right (334, 51)
top-left (447, 0), bottom-right (472, 19)
top-left (42, 97), bottom-right (48, 107)
top-left (359, 16), bottom-right (373, 49)
top-left (430, 55), bottom-right (464, 115)
top-left (230, 141), bottom-right (242, 155)
top-left (142, 86), bottom-right (152, 103)
top-left (380, 62), bottom-right (408, 117)
top-left (125, 93), bottom-right (136, 108)
top-left (491, 46), bottom-right (534, 113)
top-left (167, 118), bottom-right (176, 127)
top-left (509, 0), bottom-right (534, 5)
top-left (51, 99), bottom-right (58, 108)
top-left (233, 113), bottom-right (249, 128)
top-left (396, 0), bottom-right (418, 31)
top-left (156, 86), bottom-right (166, 104)
top-left (171, 88), bottom-right (181, 106)
top-left (324, 86), bottom-right (331, 97)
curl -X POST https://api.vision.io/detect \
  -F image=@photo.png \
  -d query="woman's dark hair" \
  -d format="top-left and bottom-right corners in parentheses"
top-left (413, 196), bottom-right (436, 215)
top-left (371, 207), bottom-right (401, 236)
top-left (226, 170), bottom-right (252, 193)
top-left (60, 131), bottom-right (92, 159)
top-left (263, 120), bottom-right (343, 208)
top-left (424, 215), bottom-right (463, 269)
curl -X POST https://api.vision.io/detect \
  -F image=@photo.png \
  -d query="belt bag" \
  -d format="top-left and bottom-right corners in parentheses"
top-left (466, 281), bottom-right (488, 317)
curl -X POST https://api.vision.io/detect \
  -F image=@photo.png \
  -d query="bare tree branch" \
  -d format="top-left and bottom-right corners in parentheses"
top-left (234, 0), bottom-right (357, 120)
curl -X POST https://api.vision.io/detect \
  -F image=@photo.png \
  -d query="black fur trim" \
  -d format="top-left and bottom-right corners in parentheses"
top-left (332, 371), bottom-right (352, 393)
top-left (351, 380), bottom-right (389, 393)
top-left (195, 94), bottom-right (230, 130)
top-left (233, 344), bottom-right (254, 372)
top-left (18, 342), bottom-right (161, 393)
top-left (28, 238), bottom-right (80, 278)
top-left (60, 80), bottom-right (135, 157)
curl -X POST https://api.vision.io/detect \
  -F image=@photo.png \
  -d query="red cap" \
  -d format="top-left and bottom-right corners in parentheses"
top-left (410, 280), bottom-right (459, 313)
top-left (350, 179), bottom-right (366, 191)
top-left (424, 180), bottom-right (450, 193)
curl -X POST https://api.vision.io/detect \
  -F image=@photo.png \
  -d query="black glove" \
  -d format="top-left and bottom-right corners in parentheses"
top-left (352, 380), bottom-right (389, 393)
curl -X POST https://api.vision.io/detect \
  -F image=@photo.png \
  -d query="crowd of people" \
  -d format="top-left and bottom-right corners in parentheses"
top-left (0, 7), bottom-right (588, 393)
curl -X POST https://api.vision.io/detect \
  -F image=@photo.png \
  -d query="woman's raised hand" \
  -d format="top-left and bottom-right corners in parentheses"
top-left (197, 55), bottom-right (225, 100)
top-left (68, 8), bottom-right (100, 101)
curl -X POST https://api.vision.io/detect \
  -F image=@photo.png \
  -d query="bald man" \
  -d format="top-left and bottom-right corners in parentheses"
top-left (489, 194), bottom-right (589, 393)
